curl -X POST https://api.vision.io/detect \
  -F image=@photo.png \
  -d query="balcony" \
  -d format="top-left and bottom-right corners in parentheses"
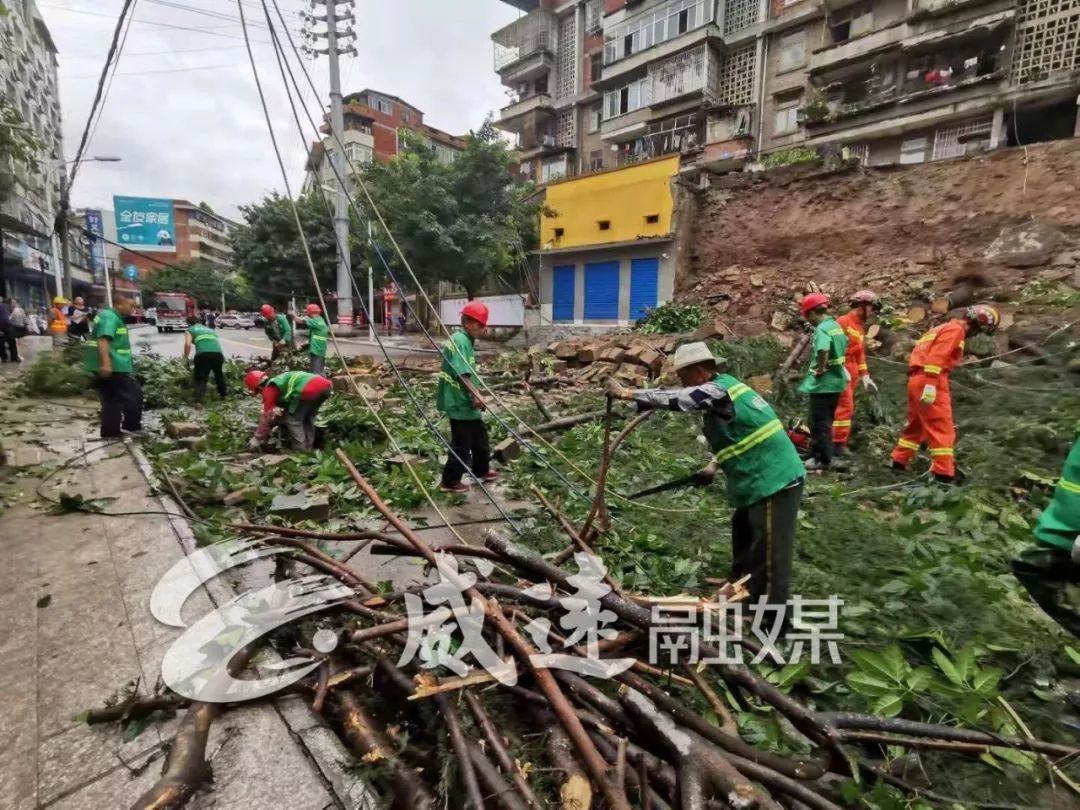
top-left (497, 93), bottom-right (555, 133)
top-left (492, 10), bottom-right (556, 82)
top-left (809, 25), bottom-right (906, 74)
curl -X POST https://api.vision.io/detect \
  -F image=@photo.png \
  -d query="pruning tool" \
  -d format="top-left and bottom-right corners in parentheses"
top-left (627, 471), bottom-right (711, 500)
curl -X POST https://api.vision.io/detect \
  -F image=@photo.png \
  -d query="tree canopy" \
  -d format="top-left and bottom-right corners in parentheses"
top-left (139, 260), bottom-right (254, 311)
top-left (0, 97), bottom-right (44, 206)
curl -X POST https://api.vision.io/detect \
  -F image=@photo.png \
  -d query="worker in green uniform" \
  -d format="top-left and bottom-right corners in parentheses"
top-left (303, 303), bottom-right (329, 376)
top-left (84, 295), bottom-right (143, 439)
top-left (605, 342), bottom-right (805, 607)
top-left (260, 303), bottom-right (293, 362)
top-left (437, 301), bottom-right (495, 494)
top-left (183, 316), bottom-right (226, 403)
top-left (244, 369), bottom-right (333, 451)
top-left (1013, 424), bottom-right (1080, 638)
top-left (797, 292), bottom-right (849, 471)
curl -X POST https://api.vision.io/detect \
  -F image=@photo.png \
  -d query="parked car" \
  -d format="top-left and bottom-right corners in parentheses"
top-left (217, 312), bottom-right (255, 329)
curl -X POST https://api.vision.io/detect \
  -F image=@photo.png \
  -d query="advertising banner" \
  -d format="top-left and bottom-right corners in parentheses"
top-left (84, 208), bottom-right (107, 284)
top-left (112, 196), bottom-right (176, 252)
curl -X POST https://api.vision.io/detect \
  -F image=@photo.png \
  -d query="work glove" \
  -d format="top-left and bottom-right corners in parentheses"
top-left (920, 384), bottom-right (937, 406)
top-left (860, 376), bottom-right (878, 392)
top-left (694, 462), bottom-right (718, 486)
top-left (604, 377), bottom-right (631, 400)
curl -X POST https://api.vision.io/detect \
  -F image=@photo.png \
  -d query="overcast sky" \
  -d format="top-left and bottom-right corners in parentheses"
top-left (41, 0), bottom-right (520, 220)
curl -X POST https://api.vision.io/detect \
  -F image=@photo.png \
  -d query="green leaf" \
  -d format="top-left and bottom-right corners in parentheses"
top-left (906, 667), bottom-right (935, 693)
top-left (972, 667), bottom-right (1003, 696)
top-left (1064, 646), bottom-right (1080, 667)
top-left (869, 693), bottom-right (905, 717)
top-left (122, 716), bottom-right (153, 743)
top-left (771, 660), bottom-right (811, 690)
top-left (979, 752), bottom-right (1004, 772)
top-left (991, 746), bottom-right (1038, 773)
top-left (845, 672), bottom-right (894, 697)
top-left (932, 647), bottom-right (965, 686)
top-left (849, 647), bottom-right (907, 684)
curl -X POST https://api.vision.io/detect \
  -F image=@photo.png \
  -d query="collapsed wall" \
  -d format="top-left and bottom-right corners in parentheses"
top-left (682, 138), bottom-right (1080, 318)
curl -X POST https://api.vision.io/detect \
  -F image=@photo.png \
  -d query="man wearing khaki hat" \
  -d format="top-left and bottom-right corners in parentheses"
top-left (605, 342), bottom-right (805, 607)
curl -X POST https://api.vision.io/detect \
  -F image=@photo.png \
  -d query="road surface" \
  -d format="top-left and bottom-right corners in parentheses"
top-left (131, 325), bottom-right (436, 362)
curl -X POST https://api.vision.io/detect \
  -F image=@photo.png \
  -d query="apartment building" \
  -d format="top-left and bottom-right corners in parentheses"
top-left (495, 0), bottom-right (1080, 180)
top-left (0, 0), bottom-right (74, 308)
top-left (303, 88), bottom-right (466, 193)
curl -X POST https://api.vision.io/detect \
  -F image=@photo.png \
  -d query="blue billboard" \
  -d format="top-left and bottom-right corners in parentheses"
top-left (84, 208), bottom-right (107, 284)
top-left (113, 196), bottom-right (176, 252)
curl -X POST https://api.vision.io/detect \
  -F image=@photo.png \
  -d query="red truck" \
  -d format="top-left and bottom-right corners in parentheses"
top-left (155, 292), bottom-right (197, 333)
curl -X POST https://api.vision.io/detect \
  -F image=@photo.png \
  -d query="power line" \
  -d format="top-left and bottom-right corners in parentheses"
top-left (84, 0), bottom-right (136, 154)
top-left (39, 4), bottom-right (276, 43)
top-left (63, 44), bottom-right (252, 60)
top-left (66, 60), bottom-right (277, 80)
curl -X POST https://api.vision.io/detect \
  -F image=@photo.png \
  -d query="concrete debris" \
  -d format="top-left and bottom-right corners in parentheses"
top-left (270, 490), bottom-right (332, 522)
top-left (770, 311), bottom-right (791, 331)
top-left (0, 444), bottom-right (44, 468)
top-left (985, 219), bottom-right (1064, 268)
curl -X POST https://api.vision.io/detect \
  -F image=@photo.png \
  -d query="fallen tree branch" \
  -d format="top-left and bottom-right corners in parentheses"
top-left (464, 690), bottom-right (542, 809)
top-left (435, 693), bottom-right (484, 810)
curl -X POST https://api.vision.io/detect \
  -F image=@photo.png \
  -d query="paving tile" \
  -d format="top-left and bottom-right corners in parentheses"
top-left (37, 640), bottom-right (143, 739)
top-left (0, 649), bottom-right (38, 810)
top-left (42, 748), bottom-right (164, 810)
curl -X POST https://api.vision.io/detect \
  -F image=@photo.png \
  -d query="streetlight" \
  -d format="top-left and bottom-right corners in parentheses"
top-left (52, 155), bottom-right (122, 299)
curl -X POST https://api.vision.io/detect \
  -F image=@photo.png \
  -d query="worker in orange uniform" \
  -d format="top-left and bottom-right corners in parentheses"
top-left (890, 304), bottom-right (1000, 482)
top-left (831, 290), bottom-right (879, 456)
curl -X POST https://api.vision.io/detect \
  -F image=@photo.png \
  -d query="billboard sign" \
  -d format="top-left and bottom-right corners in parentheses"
top-left (112, 196), bottom-right (176, 252)
top-left (84, 208), bottom-right (107, 284)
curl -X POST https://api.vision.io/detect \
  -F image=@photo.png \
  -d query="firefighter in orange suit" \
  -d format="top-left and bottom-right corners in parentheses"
top-left (832, 290), bottom-right (879, 455)
top-left (890, 304), bottom-right (1000, 482)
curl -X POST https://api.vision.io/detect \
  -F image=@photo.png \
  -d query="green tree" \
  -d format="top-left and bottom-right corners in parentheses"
top-left (360, 118), bottom-right (540, 298)
top-left (140, 260), bottom-right (253, 311)
top-left (229, 192), bottom-right (337, 306)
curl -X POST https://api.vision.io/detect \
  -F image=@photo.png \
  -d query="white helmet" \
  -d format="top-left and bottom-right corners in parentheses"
top-left (673, 342), bottom-right (719, 371)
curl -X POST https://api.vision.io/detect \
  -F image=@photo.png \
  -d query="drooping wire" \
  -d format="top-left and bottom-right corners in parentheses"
top-left (84, 0), bottom-right (137, 152)
top-left (259, 2), bottom-right (522, 536)
top-left (65, 0), bottom-right (138, 198)
top-left (236, 0), bottom-right (495, 547)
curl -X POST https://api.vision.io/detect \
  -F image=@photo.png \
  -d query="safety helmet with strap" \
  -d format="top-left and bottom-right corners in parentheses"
top-left (850, 289), bottom-right (878, 307)
top-left (800, 292), bottom-right (830, 317)
top-left (460, 300), bottom-right (489, 326)
top-left (245, 370), bottom-right (268, 392)
top-left (966, 303), bottom-right (1001, 334)
top-left (305, 303), bottom-right (321, 316)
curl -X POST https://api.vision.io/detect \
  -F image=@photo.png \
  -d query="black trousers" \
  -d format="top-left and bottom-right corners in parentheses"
top-left (809, 392), bottom-right (841, 466)
top-left (441, 418), bottom-right (491, 486)
top-left (193, 352), bottom-right (226, 402)
top-left (1012, 545), bottom-right (1080, 639)
top-left (0, 325), bottom-right (18, 362)
top-left (310, 354), bottom-right (326, 376)
top-left (93, 373), bottom-right (144, 438)
top-left (731, 480), bottom-right (803, 609)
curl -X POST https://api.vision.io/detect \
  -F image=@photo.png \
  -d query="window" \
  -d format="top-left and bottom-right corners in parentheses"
top-left (598, 220), bottom-right (611, 230)
top-left (899, 136), bottom-right (928, 164)
top-left (603, 76), bottom-right (652, 119)
top-left (590, 52), bottom-right (603, 86)
top-left (373, 95), bottom-right (393, 115)
top-left (346, 142), bottom-right (373, 165)
top-left (589, 104), bottom-right (602, 133)
top-left (402, 110), bottom-right (411, 125)
top-left (541, 156), bottom-right (568, 183)
top-left (773, 92), bottom-right (801, 135)
top-left (603, 0), bottom-right (708, 64)
top-left (778, 30), bottom-right (806, 73)
top-left (588, 150), bottom-right (604, 172)
top-left (554, 227), bottom-right (565, 238)
top-left (645, 213), bottom-right (660, 224)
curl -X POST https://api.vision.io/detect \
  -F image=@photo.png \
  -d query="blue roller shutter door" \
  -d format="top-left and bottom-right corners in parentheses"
top-left (629, 257), bottom-right (659, 321)
top-left (583, 261), bottom-right (620, 321)
top-left (552, 265), bottom-right (575, 322)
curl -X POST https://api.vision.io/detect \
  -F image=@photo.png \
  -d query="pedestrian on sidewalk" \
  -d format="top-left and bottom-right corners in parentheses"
top-left (303, 303), bottom-right (329, 376)
top-left (797, 293), bottom-right (848, 471)
top-left (65, 296), bottom-right (91, 341)
top-left (0, 298), bottom-right (17, 363)
top-left (85, 295), bottom-right (144, 439)
top-left (183, 316), bottom-right (226, 403)
top-left (604, 342), bottom-right (805, 608)
top-left (48, 295), bottom-right (68, 355)
top-left (8, 298), bottom-right (28, 361)
top-left (245, 369), bottom-right (332, 451)
top-left (437, 301), bottom-right (495, 494)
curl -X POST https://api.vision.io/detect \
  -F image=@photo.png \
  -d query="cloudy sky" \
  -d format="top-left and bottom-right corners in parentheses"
top-left (41, 0), bottom-right (521, 220)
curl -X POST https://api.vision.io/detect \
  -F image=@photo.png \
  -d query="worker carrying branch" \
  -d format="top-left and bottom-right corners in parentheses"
top-left (437, 301), bottom-right (496, 494)
top-left (245, 369), bottom-right (331, 451)
top-left (890, 304), bottom-right (1000, 482)
top-left (303, 303), bottom-right (329, 376)
top-left (797, 293), bottom-right (849, 472)
top-left (605, 342), bottom-right (805, 607)
top-left (832, 290), bottom-right (879, 455)
top-left (1013, 422), bottom-right (1080, 638)
top-left (260, 304), bottom-right (292, 362)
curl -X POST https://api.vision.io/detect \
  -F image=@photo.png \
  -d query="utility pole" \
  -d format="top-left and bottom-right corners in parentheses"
top-left (57, 172), bottom-right (72, 299)
top-left (305, 1), bottom-right (357, 335)
top-left (367, 220), bottom-right (374, 342)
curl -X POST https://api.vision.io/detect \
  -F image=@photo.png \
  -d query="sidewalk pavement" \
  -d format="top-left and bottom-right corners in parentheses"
top-left (0, 391), bottom-right (373, 809)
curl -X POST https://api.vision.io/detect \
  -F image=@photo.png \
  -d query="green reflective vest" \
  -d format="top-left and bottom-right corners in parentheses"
top-left (269, 371), bottom-right (316, 414)
top-left (188, 324), bottom-right (222, 355)
top-left (702, 373), bottom-right (805, 509)
top-left (84, 308), bottom-right (133, 374)
top-left (306, 316), bottom-right (328, 358)
top-left (798, 316), bottom-right (850, 395)
top-left (265, 312), bottom-right (292, 343)
top-left (1034, 426), bottom-right (1080, 552)
top-left (437, 330), bottom-right (481, 421)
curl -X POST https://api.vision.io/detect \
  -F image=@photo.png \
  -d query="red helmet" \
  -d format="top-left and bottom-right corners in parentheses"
top-left (244, 370), bottom-right (268, 392)
top-left (305, 303), bottom-right (321, 316)
top-left (460, 300), bottom-right (489, 326)
top-left (260, 304), bottom-right (275, 318)
top-left (850, 289), bottom-right (878, 306)
top-left (966, 303), bottom-right (1000, 334)
top-left (800, 292), bottom-right (830, 317)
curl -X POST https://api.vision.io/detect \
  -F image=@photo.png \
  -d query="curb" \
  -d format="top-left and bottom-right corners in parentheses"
top-left (126, 441), bottom-right (379, 809)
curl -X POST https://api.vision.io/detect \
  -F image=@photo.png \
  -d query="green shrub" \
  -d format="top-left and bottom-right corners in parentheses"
top-left (636, 301), bottom-right (702, 334)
